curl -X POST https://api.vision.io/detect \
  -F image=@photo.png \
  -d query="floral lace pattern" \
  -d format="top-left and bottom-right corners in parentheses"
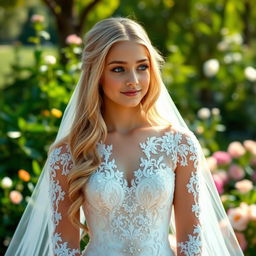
top-left (48, 129), bottom-right (202, 256)
top-left (49, 145), bottom-right (80, 256)
top-left (85, 134), bottom-right (176, 255)
top-left (176, 133), bottom-right (202, 256)
top-left (83, 129), bottom-right (202, 256)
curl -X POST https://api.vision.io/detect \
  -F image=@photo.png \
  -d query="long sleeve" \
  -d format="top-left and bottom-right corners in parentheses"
top-left (48, 144), bottom-right (81, 256)
top-left (173, 132), bottom-right (202, 256)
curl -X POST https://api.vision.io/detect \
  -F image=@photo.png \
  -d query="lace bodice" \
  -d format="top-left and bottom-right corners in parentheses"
top-left (48, 128), bottom-right (202, 256)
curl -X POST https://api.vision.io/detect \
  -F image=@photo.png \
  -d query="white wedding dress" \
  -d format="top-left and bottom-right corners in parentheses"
top-left (49, 128), bottom-right (202, 256)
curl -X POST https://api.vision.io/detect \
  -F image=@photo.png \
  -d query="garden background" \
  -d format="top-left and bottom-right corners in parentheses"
top-left (0, 0), bottom-right (256, 254)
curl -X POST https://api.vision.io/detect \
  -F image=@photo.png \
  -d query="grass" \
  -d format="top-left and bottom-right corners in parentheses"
top-left (0, 45), bottom-right (57, 89)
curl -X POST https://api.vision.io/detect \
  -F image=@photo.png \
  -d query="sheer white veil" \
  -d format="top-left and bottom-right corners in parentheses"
top-left (4, 17), bottom-right (244, 256)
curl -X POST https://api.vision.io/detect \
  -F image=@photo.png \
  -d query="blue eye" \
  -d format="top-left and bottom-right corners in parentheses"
top-left (111, 67), bottom-right (124, 72)
top-left (138, 64), bottom-right (149, 71)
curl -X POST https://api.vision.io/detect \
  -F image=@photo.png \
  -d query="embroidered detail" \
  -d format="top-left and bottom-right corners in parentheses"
top-left (176, 134), bottom-right (202, 256)
top-left (85, 131), bottom-right (189, 255)
top-left (49, 144), bottom-right (80, 256)
top-left (177, 224), bottom-right (202, 256)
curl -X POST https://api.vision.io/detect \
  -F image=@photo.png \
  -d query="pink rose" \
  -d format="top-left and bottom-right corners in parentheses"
top-left (227, 141), bottom-right (245, 158)
top-left (9, 190), bottom-right (23, 204)
top-left (235, 179), bottom-right (253, 194)
top-left (212, 151), bottom-right (232, 165)
top-left (31, 14), bottom-right (45, 23)
top-left (248, 204), bottom-right (256, 221)
top-left (66, 34), bottom-right (82, 45)
top-left (206, 156), bottom-right (217, 172)
top-left (235, 232), bottom-right (247, 251)
top-left (228, 203), bottom-right (249, 231)
top-left (217, 170), bottom-right (229, 184)
top-left (228, 164), bottom-right (245, 180)
top-left (243, 140), bottom-right (256, 155)
top-left (212, 174), bottom-right (224, 194)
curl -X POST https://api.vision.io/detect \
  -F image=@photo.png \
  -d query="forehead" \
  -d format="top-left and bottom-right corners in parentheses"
top-left (106, 41), bottom-right (149, 62)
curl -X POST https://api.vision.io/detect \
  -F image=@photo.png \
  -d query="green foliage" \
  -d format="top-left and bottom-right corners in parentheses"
top-left (1, 0), bottom-right (256, 254)
top-left (0, 17), bottom-right (82, 253)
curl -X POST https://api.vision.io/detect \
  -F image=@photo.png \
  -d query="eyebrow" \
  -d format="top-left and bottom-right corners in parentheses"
top-left (107, 58), bottom-right (149, 65)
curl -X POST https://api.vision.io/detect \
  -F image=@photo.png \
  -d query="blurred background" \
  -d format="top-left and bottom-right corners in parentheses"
top-left (0, 0), bottom-right (255, 254)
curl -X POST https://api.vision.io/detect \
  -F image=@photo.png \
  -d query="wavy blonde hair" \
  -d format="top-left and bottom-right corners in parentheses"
top-left (53, 17), bottom-right (169, 232)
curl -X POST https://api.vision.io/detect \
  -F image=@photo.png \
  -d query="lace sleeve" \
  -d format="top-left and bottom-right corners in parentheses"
top-left (49, 144), bottom-right (81, 256)
top-left (173, 131), bottom-right (202, 256)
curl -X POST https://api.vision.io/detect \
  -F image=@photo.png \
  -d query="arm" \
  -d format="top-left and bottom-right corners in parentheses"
top-left (173, 132), bottom-right (202, 256)
top-left (49, 144), bottom-right (80, 256)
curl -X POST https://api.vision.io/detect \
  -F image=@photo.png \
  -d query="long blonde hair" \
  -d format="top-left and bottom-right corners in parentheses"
top-left (54, 17), bottom-right (168, 232)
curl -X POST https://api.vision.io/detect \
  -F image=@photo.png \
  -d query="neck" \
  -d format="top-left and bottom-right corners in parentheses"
top-left (102, 100), bottom-right (148, 134)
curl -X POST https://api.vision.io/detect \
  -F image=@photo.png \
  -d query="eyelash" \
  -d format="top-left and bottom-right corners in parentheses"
top-left (111, 64), bottom-right (149, 73)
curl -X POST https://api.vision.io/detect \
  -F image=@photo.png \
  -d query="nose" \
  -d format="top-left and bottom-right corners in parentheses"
top-left (126, 70), bottom-right (139, 87)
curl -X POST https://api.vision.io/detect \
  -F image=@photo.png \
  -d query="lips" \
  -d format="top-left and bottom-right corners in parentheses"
top-left (120, 89), bottom-right (142, 96)
top-left (121, 90), bottom-right (141, 93)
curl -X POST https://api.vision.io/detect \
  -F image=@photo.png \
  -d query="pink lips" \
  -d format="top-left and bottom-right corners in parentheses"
top-left (121, 89), bottom-right (142, 96)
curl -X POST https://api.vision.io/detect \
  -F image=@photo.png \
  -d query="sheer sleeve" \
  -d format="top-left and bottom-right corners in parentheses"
top-left (173, 131), bottom-right (202, 256)
top-left (48, 144), bottom-right (81, 256)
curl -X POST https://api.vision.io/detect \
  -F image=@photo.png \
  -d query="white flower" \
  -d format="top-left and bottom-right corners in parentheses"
top-left (1, 177), bottom-right (13, 188)
top-left (217, 41), bottom-right (229, 51)
top-left (7, 131), bottom-right (21, 138)
top-left (39, 31), bottom-right (50, 40)
top-left (44, 55), bottom-right (56, 65)
top-left (39, 65), bottom-right (48, 72)
top-left (211, 108), bottom-right (220, 116)
top-left (244, 66), bottom-right (256, 82)
top-left (228, 33), bottom-right (243, 45)
top-left (223, 54), bottom-right (233, 64)
top-left (197, 107), bottom-right (211, 119)
top-left (224, 53), bottom-right (242, 64)
top-left (232, 53), bottom-right (242, 62)
top-left (203, 59), bottom-right (219, 77)
top-left (73, 47), bottom-right (82, 54)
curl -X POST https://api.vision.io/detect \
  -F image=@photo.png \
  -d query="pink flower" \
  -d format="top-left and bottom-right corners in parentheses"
top-left (235, 179), bottom-right (253, 194)
top-left (212, 151), bottom-right (232, 165)
top-left (248, 204), bottom-right (256, 221)
top-left (216, 170), bottom-right (229, 184)
top-left (243, 140), bottom-right (256, 155)
top-left (228, 164), bottom-right (245, 180)
top-left (9, 190), bottom-right (23, 204)
top-left (31, 14), bottom-right (45, 23)
top-left (235, 232), bottom-right (247, 251)
top-left (206, 156), bottom-right (217, 172)
top-left (66, 34), bottom-right (82, 45)
top-left (212, 174), bottom-right (224, 194)
top-left (228, 203), bottom-right (249, 231)
top-left (227, 141), bottom-right (245, 158)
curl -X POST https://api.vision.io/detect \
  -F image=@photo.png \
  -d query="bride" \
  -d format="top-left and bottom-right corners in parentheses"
top-left (5, 17), bottom-right (244, 256)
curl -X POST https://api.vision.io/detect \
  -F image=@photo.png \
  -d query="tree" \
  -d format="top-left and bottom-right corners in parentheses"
top-left (43, 0), bottom-right (110, 47)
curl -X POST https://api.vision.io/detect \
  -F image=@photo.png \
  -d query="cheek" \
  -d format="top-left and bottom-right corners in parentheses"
top-left (141, 71), bottom-right (150, 88)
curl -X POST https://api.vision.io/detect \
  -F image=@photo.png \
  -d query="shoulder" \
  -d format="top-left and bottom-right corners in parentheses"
top-left (167, 125), bottom-right (197, 143)
top-left (48, 143), bottom-right (73, 175)
top-left (166, 125), bottom-right (200, 157)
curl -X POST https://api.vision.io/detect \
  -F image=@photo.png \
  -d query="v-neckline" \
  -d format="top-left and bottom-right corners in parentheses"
top-left (97, 131), bottom-right (172, 189)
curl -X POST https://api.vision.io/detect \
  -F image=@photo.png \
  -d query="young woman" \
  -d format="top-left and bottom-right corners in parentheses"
top-left (5, 17), bottom-right (244, 256)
